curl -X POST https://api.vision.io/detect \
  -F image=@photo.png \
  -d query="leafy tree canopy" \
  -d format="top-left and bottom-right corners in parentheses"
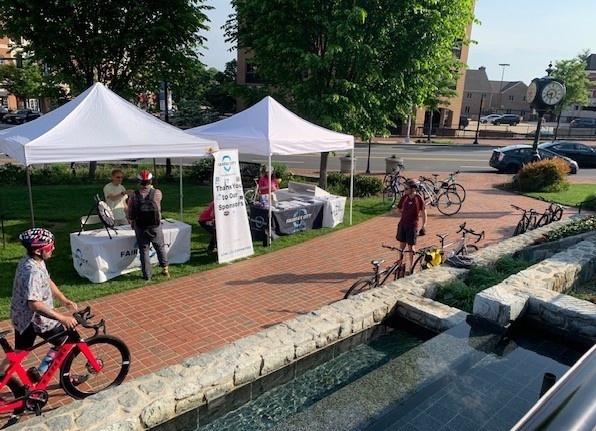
top-left (226, 0), bottom-right (475, 141)
top-left (552, 50), bottom-right (591, 115)
top-left (0, 0), bottom-right (212, 97)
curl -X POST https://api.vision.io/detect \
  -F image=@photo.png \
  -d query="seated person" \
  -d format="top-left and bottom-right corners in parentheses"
top-left (103, 169), bottom-right (132, 226)
top-left (258, 166), bottom-right (280, 206)
top-left (198, 201), bottom-right (216, 253)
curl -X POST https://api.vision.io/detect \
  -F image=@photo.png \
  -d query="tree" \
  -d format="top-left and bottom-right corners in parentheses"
top-left (0, 0), bottom-right (212, 179)
top-left (551, 51), bottom-right (591, 139)
top-left (0, 62), bottom-right (43, 108)
top-left (226, 0), bottom-right (474, 188)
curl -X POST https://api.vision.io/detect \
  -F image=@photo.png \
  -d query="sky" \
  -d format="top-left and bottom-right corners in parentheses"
top-left (202, 0), bottom-right (595, 85)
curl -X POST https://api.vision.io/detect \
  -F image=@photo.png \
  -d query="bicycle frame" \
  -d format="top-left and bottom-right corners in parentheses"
top-left (0, 333), bottom-right (103, 414)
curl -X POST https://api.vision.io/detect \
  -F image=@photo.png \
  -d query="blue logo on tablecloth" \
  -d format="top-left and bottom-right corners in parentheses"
top-left (290, 208), bottom-right (309, 228)
top-left (74, 248), bottom-right (88, 267)
top-left (252, 216), bottom-right (266, 229)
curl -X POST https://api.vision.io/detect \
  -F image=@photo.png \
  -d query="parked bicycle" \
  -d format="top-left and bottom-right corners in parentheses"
top-left (382, 166), bottom-right (407, 208)
top-left (410, 222), bottom-right (484, 273)
top-left (0, 307), bottom-right (130, 427)
top-left (512, 204), bottom-right (539, 236)
top-left (536, 196), bottom-right (564, 226)
top-left (243, 178), bottom-right (260, 207)
top-left (344, 245), bottom-right (421, 298)
top-left (419, 170), bottom-right (466, 202)
top-left (417, 176), bottom-right (463, 216)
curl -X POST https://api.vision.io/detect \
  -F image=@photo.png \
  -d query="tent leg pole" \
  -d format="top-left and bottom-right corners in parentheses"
top-left (267, 155), bottom-right (272, 247)
top-left (26, 165), bottom-right (35, 227)
top-left (349, 148), bottom-right (354, 225)
top-left (179, 160), bottom-right (183, 222)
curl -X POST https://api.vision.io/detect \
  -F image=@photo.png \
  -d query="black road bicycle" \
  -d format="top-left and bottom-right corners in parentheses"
top-left (512, 204), bottom-right (539, 236)
top-left (344, 245), bottom-right (420, 298)
top-left (536, 197), bottom-right (564, 226)
top-left (382, 168), bottom-right (407, 208)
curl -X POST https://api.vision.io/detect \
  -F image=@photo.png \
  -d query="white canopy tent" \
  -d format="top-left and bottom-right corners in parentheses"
top-left (0, 82), bottom-right (218, 225)
top-left (186, 96), bottom-right (355, 241)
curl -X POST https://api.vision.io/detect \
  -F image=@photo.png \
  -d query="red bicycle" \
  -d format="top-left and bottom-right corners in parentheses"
top-left (0, 307), bottom-right (130, 428)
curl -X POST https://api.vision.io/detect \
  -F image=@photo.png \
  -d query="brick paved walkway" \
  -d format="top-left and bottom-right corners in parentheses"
top-left (0, 171), bottom-right (590, 417)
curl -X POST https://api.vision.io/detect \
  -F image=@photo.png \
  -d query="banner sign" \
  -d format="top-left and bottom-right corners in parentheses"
top-left (213, 150), bottom-right (254, 263)
top-left (249, 203), bottom-right (324, 237)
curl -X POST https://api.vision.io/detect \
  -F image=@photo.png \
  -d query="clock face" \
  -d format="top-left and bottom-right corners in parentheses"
top-left (540, 81), bottom-right (565, 105)
top-left (526, 81), bottom-right (537, 104)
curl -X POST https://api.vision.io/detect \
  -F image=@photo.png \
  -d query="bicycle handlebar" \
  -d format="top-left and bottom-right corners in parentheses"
top-left (381, 244), bottom-right (404, 252)
top-left (73, 306), bottom-right (106, 335)
top-left (456, 222), bottom-right (485, 242)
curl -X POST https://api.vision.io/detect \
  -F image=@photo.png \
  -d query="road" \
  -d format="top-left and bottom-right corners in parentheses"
top-left (238, 143), bottom-right (596, 179)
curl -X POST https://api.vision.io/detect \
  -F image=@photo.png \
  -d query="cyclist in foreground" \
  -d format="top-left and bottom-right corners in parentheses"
top-left (5, 228), bottom-right (85, 383)
top-left (395, 179), bottom-right (427, 274)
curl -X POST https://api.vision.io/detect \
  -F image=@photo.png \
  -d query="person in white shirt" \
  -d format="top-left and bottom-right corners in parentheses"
top-left (103, 169), bottom-right (132, 226)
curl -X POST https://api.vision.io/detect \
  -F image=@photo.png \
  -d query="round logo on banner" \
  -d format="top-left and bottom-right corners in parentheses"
top-left (253, 216), bottom-right (266, 229)
top-left (222, 154), bottom-right (232, 172)
top-left (292, 209), bottom-right (308, 228)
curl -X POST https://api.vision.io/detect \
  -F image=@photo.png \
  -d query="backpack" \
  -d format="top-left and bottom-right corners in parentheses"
top-left (134, 189), bottom-right (160, 229)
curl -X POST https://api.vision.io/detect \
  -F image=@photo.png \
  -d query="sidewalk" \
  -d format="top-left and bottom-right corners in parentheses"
top-left (0, 171), bottom-right (589, 416)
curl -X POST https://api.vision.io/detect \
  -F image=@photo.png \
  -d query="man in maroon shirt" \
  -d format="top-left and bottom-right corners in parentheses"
top-left (396, 179), bottom-right (427, 273)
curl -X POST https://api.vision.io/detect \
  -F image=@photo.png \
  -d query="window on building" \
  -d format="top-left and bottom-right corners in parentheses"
top-left (464, 106), bottom-right (471, 113)
top-left (509, 95), bottom-right (514, 101)
top-left (245, 63), bottom-right (264, 84)
top-left (466, 93), bottom-right (472, 99)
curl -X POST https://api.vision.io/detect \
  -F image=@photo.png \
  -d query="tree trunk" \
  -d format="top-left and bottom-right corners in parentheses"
top-left (318, 151), bottom-right (329, 190)
top-left (166, 158), bottom-right (172, 177)
top-left (427, 110), bottom-right (433, 143)
top-left (88, 161), bottom-right (97, 181)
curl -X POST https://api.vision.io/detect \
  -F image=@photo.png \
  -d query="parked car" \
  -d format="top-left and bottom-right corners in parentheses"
top-left (489, 144), bottom-right (578, 174)
top-left (492, 114), bottom-right (523, 126)
top-left (480, 114), bottom-right (501, 124)
top-left (539, 141), bottom-right (596, 168)
top-left (458, 115), bottom-right (469, 129)
top-left (2, 109), bottom-right (41, 124)
top-left (569, 118), bottom-right (596, 128)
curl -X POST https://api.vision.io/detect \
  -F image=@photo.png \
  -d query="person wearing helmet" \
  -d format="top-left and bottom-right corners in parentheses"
top-left (127, 170), bottom-right (169, 280)
top-left (395, 179), bottom-right (427, 273)
top-left (7, 228), bottom-right (80, 379)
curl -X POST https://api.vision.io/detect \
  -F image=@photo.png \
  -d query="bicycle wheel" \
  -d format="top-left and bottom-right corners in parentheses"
top-left (382, 173), bottom-right (393, 188)
top-left (382, 187), bottom-right (398, 208)
top-left (535, 213), bottom-right (550, 228)
top-left (244, 189), bottom-right (257, 206)
top-left (445, 183), bottom-right (466, 202)
top-left (436, 191), bottom-right (462, 216)
top-left (552, 206), bottom-right (563, 222)
top-left (0, 375), bottom-right (26, 427)
top-left (513, 220), bottom-right (526, 236)
top-left (459, 244), bottom-right (478, 256)
top-left (344, 277), bottom-right (375, 299)
top-left (409, 254), bottom-right (428, 274)
top-left (60, 335), bottom-right (130, 399)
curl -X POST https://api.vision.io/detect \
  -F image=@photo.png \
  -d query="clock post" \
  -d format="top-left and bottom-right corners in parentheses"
top-left (526, 63), bottom-right (566, 161)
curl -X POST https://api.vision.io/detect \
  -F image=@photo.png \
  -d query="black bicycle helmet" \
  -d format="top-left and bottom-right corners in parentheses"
top-left (404, 179), bottom-right (419, 189)
top-left (19, 228), bottom-right (54, 251)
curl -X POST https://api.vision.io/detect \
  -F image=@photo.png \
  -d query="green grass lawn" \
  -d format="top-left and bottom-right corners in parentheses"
top-left (0, 182), bottom-right (388, 320)
top-left (524, 183), bottom-right (596, 208)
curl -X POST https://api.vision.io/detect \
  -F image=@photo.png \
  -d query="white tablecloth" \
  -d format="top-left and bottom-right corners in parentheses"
top-left (70, 220), bottom-right (192, 283)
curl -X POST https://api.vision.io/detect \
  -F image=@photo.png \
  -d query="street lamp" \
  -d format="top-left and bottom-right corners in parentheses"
top-left (473, 94), bottom-right (485, 145)
top-left (496, 63), bottom-right (510, 114)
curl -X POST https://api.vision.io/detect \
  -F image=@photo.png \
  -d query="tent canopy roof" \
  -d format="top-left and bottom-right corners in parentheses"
top-left (186, 96), bottom-right (354, 156)
top-left (0, 83), bottom-right (218, 165)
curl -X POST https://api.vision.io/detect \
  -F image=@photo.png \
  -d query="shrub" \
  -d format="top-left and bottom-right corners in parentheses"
top-left (542, 215), bottom-right (596, 242)
top-left (188, 158), bottom-right (214, 183)
top-left (0, 163), bottom-right (26, 184)
top-left (325, 173), bottom-right (383, 197)
top-left (513, 158), bottom-right (569, 192)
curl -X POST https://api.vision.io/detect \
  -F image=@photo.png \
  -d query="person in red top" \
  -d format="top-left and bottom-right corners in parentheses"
top-left (396, 179), bottom-right (427, 272)
top-left (198, 201), bottom-right (216, 253)
top-left (258, 166), bottom-right (280, 195)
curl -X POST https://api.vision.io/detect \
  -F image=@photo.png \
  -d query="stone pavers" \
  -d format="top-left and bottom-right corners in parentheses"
top-left (0, 171), bottom-right (591, 421)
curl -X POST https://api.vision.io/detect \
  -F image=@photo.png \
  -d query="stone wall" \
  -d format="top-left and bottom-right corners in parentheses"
top-left (12, 215), bottom-right (595, 431)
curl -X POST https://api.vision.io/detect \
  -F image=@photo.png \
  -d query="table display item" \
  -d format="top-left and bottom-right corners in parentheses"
top-left (79, 194), bottom-right (118, 239)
